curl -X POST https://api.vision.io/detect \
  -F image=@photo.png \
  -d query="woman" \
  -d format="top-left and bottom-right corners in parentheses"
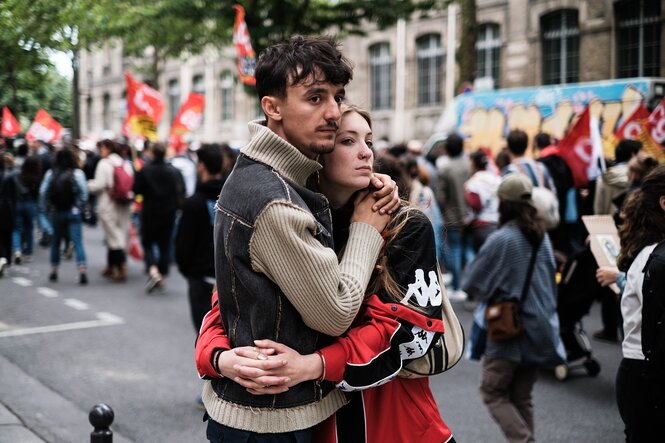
top-left (461, 173), bottom-right (565, 443)
top-left (12, 156), bottom-right (42, 264)
top-left (87, 139), bottom-right (134, 282)
top-left (0, 153), bottom-right (17, 276)
top-left (196, 105), bottom-right (455, 442)
top-left (615, 165), bottom-right (665, 442)
top-left (39, 148), bottom-right (89, 284)
top-left (464, 149), bottom-right (500, 253)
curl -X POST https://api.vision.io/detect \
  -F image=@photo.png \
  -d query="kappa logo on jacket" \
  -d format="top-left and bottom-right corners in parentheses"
top-left (402, 269), bottom-right (442, 307)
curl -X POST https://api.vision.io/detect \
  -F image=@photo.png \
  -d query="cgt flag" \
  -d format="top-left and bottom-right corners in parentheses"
top-left (558, 104), bottom-right (605, 188)
top-left (1, 106), bottom-right (21, 137)
top-left (26, 109), bottom-right (63, 143)
top-left (169, 93), bottom-right (205, 153)
top-left (233, 4), bottom-right (256, 86)
top-left (647, 97), bottom-right (665, 162)
top-left (124, 72), bottom-right (165, 141)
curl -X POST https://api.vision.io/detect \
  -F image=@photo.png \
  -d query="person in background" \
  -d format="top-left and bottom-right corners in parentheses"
top-left (39, 148), bottom-right (89, 285)
top-left (87, 139), bottom-right (135, 282)
top-left (132, 142), bottom-right (185, 293)
top-left (0, 152), bottom-right (17, 276)
top-left (462, 173), bottom-right (565, 443)
top-left (465, 149), bottom-right (501, 254)
top-left (593, 139), bottom-right (640, 216)
top-left (436, 132), bottom-right (471, 301)
top-left (175, 144), bottom-right (227, 332)
top-left (615, 165), bottom-right (665, 442)
top-left (11, 156), bottom-right (41, 264)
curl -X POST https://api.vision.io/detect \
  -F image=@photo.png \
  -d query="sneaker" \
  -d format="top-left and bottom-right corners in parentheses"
top-left (79, 273), bottom-right (88, 285)
top-left (39, 234), bottom-right (52, 248)
top-left (447, 289), bottom-right (468, 302)
top-left (0, 258), bottom-right (7, 277)
top-left (592, 329), bottom-right (617, 343)
top-left (49, 272), bottom-right (58, 282)
top-left (145, 274), bottom-right (163, 294)
top-left (13, 252), bottom-right (22, 265)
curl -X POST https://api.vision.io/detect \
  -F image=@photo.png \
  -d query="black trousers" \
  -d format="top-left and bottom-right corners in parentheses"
top-left (140, 213), bottom-right (175, 276)
top-left (616, 358), bottom-right (665, 442)
top-left (206, 418), bottom-right (312, 443)
top-left (188, 277), bottom-right (214, 332)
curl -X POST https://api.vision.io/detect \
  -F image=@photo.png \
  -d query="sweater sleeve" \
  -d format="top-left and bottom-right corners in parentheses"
top-left (250, 202), bottom-right (384, 337)
top-left (87, 159), bottom-right (111, 194)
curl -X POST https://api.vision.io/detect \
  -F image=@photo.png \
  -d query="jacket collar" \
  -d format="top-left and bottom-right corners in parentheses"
top-left (242, 120), bottom-right (322, 186)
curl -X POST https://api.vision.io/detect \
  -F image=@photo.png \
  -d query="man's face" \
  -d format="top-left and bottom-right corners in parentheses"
top-left (271, 77), bottom-right (345, 159)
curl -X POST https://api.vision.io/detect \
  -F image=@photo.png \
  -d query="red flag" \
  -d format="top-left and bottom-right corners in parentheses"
top-left (1, 106), bottom-right (21, 137)
top-left (616, 102), bottom-right (665, 162)
top-left (233, 4), bottom-right (256, 86)
top-left (26, 109), bottom-right (63, 143)
top-left (648, 97), bottom-right (665, 145)
top-left (124, 72), bottom-right (165, 141)
top-left (559, 105), bottom-right (594, 188)
top-left (169, 93), bottom-right (205, 154)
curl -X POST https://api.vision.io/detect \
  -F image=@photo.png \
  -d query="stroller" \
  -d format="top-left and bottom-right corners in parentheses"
top-left (554, 246), bottom-right (603, 380)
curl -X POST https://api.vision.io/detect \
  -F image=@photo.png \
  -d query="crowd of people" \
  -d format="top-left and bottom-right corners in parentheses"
top-left (1, 34), bottom-right (664, 443)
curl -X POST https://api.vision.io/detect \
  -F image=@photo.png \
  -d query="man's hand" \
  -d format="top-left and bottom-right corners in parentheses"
top-left (232, 340), bottom-right (323, 395)
top-left (350, 190), bottom-right (391, 233)
top-left (370, 173), bottom-right (400, 214)
top-left (217, 347), bottom-right (290, 394)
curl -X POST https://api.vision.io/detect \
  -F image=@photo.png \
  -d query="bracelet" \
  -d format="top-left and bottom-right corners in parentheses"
top-left (315, 351), bottom-right (326, 382)
top-left (212, 349), bottom-right (225, 378)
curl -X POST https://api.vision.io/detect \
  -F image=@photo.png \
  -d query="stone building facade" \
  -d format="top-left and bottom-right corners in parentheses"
top-left (79, 0), bottom-right (664, 146)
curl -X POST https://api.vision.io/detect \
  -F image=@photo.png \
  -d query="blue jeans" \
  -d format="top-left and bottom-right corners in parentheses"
top-left (443, 227), bottom-right (473, 291)
top-left (13, 200), bottom-right (37, 255)
top-left (50, 210), bottom-right (86, 267)
top-left (38, 209), bottom-right (53, 236)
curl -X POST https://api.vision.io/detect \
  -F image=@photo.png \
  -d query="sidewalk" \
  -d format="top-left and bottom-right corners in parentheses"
top-left (0, 402), bottom-right (46, 443)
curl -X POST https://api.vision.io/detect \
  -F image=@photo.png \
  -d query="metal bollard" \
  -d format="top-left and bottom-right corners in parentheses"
top-left (89, 403), bottom-right (114, 443)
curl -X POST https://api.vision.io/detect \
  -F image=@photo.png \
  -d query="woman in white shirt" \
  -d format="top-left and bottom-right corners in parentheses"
top-left (615, 165), bottom-right (665, 442)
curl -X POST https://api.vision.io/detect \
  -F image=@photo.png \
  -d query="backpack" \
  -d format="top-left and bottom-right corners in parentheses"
top-left (641, 241), bottom-right (665, 368)
top-left (49, 170), bottom-right (77, 210)
top-left (109, 163), bottom-right (134, 204)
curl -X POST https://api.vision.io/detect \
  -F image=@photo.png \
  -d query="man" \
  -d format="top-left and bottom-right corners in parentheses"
top-left (203, 35), bottom-right (395, 441)
top-left (593, 139), bottom-right (640, 216)
top-left (175, 144), bottom-right (226, 332)
top-left (436, 132), bottom-right (470, 300)
top-left (502, 129), bottom-right (556, 193)
top-left (132, 142), bottom-right (185, 293)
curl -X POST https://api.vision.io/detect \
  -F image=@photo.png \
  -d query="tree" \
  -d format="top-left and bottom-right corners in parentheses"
top-left (456, 0), bottom-right (477, 89)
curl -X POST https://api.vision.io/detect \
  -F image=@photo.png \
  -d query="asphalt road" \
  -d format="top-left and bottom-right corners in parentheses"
top-left (0, 224), bottom-right (623, 442)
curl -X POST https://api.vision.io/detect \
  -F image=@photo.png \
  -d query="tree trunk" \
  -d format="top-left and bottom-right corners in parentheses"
top-left (456, 0), bottom-right (477, 91)
top-left (72, 49), bottom-right (80, 139)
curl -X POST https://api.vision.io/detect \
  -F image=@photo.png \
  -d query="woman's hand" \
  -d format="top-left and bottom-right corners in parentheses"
top-left (350, 190), bottom-right (391, 233)
top-left (232, 340), bottom-right (323, 395)
top-left (370, 173), bottom-right (400, 214)
top-left (596, 266), bottom-right (619, 287)
top-left (216, 346), bottom-right (290, 394)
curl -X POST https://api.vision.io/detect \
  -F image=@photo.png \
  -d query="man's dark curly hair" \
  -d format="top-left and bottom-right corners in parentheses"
top-left (255, 35), bottom-right (353, 101)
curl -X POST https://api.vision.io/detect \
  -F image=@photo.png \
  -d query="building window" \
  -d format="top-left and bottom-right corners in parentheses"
top-left (86, 96), bottom-right (93, 132)
top-left (168, 79), bottom-right (180, 123)
top-left (119, 90), bottom-right (127, 121)
top-left (220, 71), bottom-right (234, 121)
top-left (102, 93), bottom-right (111, 130)
top-left (416, 34), bottom-right (443, 106)
top-left (192, 74), bottom-right (205, 95)
top-left (476, 24), bottom-right (501, 88)
top-left (616, 0), bottom-right (661, 78)
top-left (541, 10), bottom-right (579, 85)
top-left (369, 43), bottom-right (392, 110)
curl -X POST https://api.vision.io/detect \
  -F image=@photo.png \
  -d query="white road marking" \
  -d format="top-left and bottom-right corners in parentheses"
top-left (11, 277), bottom-right (32, 287)
top-left (63, 298), bottom-right (89, 311)
top-left (37, 287), bottom-right (59, 298)
top-left (0, 312), bottom-right (125, 338)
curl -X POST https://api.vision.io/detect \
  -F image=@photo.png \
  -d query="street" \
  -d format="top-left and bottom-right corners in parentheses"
top-left (1, 224), bottom-right (623, 442)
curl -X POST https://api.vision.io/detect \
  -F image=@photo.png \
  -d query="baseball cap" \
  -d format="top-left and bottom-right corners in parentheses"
top-left (497, 173), bottom-right (533, 204)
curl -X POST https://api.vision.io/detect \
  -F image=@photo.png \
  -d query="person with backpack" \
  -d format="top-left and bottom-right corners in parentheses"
top-left (87, 139), bottom-right (134, 282)
top-left (0, 153), bottom-right (17, 277)
top-left (615, 165), bottom-right (665, 442)
top-left (39, 147), bottom-right (89, 284)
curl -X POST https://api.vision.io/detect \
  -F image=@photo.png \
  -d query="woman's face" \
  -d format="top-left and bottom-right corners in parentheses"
top-left (320, 111), bottom-right (374, 193)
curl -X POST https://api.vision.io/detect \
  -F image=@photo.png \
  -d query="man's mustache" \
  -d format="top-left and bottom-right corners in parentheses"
top-left (317, 121), bottom-right (339, 131)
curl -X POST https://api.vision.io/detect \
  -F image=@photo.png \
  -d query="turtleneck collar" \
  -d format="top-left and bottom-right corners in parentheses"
top-left (242, 120), bottom-right (322, 186)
